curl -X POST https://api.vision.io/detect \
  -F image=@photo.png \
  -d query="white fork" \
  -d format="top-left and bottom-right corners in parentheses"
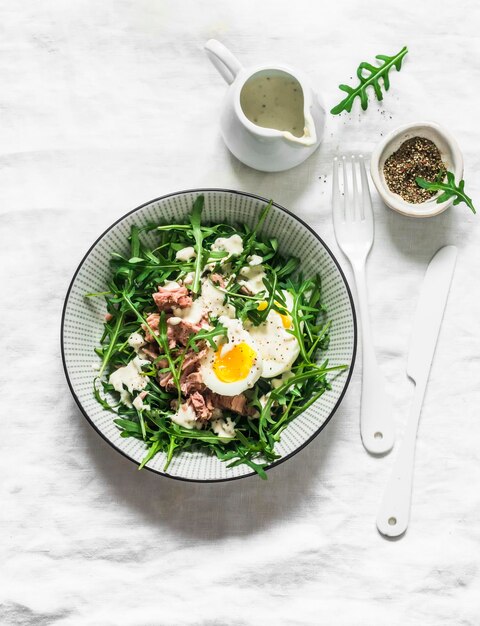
top-left (332, 155), bottom-right (395, 455)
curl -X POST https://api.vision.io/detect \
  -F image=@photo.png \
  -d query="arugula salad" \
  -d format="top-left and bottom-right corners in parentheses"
top-left (90, 196), bottom-right (346, 478)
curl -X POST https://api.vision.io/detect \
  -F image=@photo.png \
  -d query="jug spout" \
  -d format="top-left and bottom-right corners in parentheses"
top-left (282, 112), bottom-right (317, 147)
top-left (205, 39), bottom-right (243, 85)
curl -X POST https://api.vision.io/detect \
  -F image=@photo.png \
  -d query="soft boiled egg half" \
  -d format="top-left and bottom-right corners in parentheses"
top-left (247, 291), bottom-right (300, 378)
top-left (200, 317), bottom-right (263, 396)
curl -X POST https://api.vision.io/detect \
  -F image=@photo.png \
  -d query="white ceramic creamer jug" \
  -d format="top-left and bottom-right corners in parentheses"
top-left (204, 39), bottom-right (325, 172)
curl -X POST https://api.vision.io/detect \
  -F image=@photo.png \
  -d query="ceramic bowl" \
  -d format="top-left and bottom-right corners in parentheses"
top-left (62, 189), bottom-right (356, 482)
top-left (370, 122), bottom-right (464, 218)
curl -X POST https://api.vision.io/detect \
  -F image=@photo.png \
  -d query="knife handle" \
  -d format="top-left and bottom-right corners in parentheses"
top-left (353, 263), bottom-right (395, 455)
top-left (376, 380), bottom-right (426, 537)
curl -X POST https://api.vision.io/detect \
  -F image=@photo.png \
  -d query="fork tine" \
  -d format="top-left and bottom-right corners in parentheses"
top-left (351, 155), bottom-right (360, 221)
top-left (342, 156), bottom-right (352, 221)
top-left (359, 155), bottom-right (373, 222)
top-left (332, 156), bottom-right (344, 222)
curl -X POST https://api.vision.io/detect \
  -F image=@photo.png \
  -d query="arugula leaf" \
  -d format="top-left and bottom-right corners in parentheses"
top-left (97, 311), bottom-right (125, 376)
top-left (138, 440), bottom-right (161, 470)
top-left (331, 46), bottom-right (408, 115)
top-left (416, 171), bottom-right (476, 214)
top-left (190, 195), bottom-right (205, 293)
top-left (230, 200), bottom-right (272, 275)
top-left (114, 417), bottom-right (143, 436)
top-left (94, 378), bottom-right (117, 412)
top-left (156, 311), bottom-right (181, 399)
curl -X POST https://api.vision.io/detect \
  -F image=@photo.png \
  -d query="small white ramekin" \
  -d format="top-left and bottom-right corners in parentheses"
top-left (370, 122), bottom-right (464, 218)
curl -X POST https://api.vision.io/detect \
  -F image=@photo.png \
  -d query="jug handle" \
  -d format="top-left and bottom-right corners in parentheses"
top-left (204, 39), bottom-right (243, 85)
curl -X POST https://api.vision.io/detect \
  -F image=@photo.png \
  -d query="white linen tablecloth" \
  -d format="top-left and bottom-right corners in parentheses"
top-left (1, 1), bottom-right (479, 624)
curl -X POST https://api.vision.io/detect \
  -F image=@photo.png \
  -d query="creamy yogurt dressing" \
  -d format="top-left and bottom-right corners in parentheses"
top-left (203, 235), bottom-right (243, 272)
top-left (175, 246), bottom-right (196, 261)
top-left (183, 271), bottom-right (195, 285)
top-left (271, 370), bottom-right (295, 389)
top-left (238, 265), bottom-right (267, 294)
top-left (247, 254), bottom-right (263, 266)
top-left (132, 394), bottom-right (150, 412)
top-left (174, 277), bottom-right (235, 324)
top-left (164, 280), bottom-right (182, 290)
top-left (240, 72), bottom-right (305, 138)
top-left (108, 356), bottom-right (150, 407)
top-left (211, 234), bottom-right (244, 257)
top-left (171, 402), bottom-right (202, 430)
top-left (211, 417), bottom-right (236, 438)
top-left (258, 391), bottom-right (271, 410)
top-left (127, 331), bottom-right (146, 353)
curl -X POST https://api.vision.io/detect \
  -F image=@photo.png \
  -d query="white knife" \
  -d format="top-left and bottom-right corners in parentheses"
top-left (376, 245), bottom-right (457, 538)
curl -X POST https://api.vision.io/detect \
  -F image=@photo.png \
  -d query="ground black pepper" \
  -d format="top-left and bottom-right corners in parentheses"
top-left (383, 136), bottom-right (446, 203)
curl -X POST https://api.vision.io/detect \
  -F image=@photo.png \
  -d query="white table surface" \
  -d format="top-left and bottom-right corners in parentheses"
top-left (2, 1), bottom-right (480, 624)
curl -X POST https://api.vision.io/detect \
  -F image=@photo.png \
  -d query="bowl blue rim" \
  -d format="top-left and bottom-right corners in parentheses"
top-left (61, 188), bottom-right (357, 483)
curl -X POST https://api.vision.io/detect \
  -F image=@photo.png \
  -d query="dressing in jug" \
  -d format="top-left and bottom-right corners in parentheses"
top-left (204, 39), bottom-right (325, 172)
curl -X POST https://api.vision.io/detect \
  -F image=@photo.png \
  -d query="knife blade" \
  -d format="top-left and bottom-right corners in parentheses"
top-left (376, 245), bottom-right (457, 538)
top-left (407, 245), bottom-right (458, 384)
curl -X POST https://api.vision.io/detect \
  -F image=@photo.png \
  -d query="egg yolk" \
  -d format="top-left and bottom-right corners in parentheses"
top-left (213, 342), bottom-right (257, 382)
top-left (257, 300), bottom-right (292, 329)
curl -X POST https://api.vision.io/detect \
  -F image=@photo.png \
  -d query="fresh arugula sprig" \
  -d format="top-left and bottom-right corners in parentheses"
top-left (416, 171), bottom-right (476, 214)
top-left (190, 195), bottom-right (205, 294)
top-left (257, 363), bottom-right (347, 442)
top-left (95, 225), bottom-right (143, 375)
top-left (229, 201), bottom-right (272, 276)
top-left (331, 46), bottom-right (408, 115)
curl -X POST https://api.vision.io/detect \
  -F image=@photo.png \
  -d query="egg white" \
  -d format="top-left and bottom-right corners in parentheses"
top-left (199, 317), bottom-right (263, 396)
top-left (247, 291), bottom-right (300, 378)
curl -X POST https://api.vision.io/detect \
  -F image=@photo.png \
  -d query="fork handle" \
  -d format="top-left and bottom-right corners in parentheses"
top-left (353, 262), bottom-right (395, 455)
